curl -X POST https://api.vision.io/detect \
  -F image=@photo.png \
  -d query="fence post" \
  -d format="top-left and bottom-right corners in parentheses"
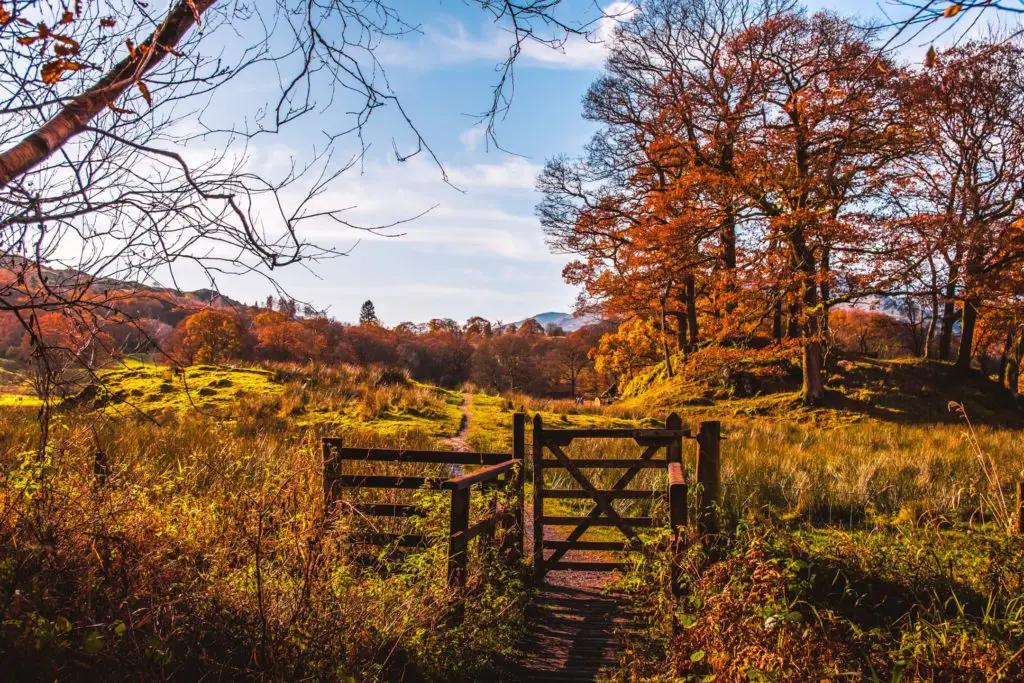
top-left (512, 412), bottom-right (526, 561)
top-left (448, 487), bottom-right (471, 622)
top-left (93, 449), bottom-right (109, 489)
top-left (532, 414), bottom-right (544, 579)
top-left (668, 461), bottom-right (687, 634)
top-left (1016, 481), bottom-right (1024, 536)
top-left (696, 421), bottom-right (721, 542)
top-left (666, 412), bottom-right (682, 465)
top-left (322, 438), bottom-right (342, 517)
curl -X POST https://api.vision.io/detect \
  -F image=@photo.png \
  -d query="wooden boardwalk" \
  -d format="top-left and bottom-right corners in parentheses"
top-left (515, 494), bottom-right (639, 682)
top-left (515, 576), bottom-right (635, 682)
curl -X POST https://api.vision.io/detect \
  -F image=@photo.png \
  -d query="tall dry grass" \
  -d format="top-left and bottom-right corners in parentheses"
top-left (0, 396), bottom-right (519, 681)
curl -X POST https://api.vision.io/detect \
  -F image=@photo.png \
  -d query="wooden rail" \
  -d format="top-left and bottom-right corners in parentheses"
top-left (322, 433), bottom-right (527, 624)
top-left (532, 413), bottom-right (689, 578)
top-left (323, 413), bottom-right (729, 629)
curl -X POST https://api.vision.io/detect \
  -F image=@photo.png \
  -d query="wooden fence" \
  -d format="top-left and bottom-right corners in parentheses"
top-left (322, 413), bottom-right (527, 621)
top-left (318, 413), bottom-right (1024, 631)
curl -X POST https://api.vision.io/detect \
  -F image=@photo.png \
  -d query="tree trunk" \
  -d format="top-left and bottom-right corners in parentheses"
top-left (938, 281), bottom-right (958, 361)
top-left (772, 299), bottom-right (783, 341)
top-left (924, 289), bottom-right (939, 359)
top-left (1000, 330), bottom-right (1012, 388)
top-left (1010, 330), bottom-right (1024, 399)
top-left (685, 274), bottom-right (699, 350)
top-left (0, 0), bottom-right (217, 188)
top-left (787, 296), bottom-right (800, 340)
top-left (819, 247), bottom-right (831, 340)
top-left (667, 311), bottom-right (687, 353)
top-left (955, 296), bottom-right (980, 371)
top-left (660, 301), bottom-right (674, 378)
top-left (793, 240), bottom-right (824, 404)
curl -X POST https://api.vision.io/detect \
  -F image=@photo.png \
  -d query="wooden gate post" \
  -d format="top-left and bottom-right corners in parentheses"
top-left (667, 462), bottom-right (687, 598)
top-left (666, 412), bottom-right (682, 464)
top-left (532, 414), bottom-right (544, 578)
top-left (448, 487), bottom-right (471, 622)
top-left (695, 421), bottom-right (721, 542)
top-left (512, 412), bottom-right (526, 561)
top-left (322, 438), bottom-right (342, 517)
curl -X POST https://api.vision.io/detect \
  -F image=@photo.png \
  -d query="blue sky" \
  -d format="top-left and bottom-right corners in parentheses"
top-left (185, 0), bottom-right (1007, 326)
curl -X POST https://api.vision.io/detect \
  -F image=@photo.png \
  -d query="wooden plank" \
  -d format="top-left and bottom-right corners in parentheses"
top-left (464, 518), bottom-right (496, 543)
top-left (352, 503), bottom-right (424, 517)
top-left (323, 443), bottom-right (511, 465)
top-left (540, 428), bottom-right (688, 439)
top-left (323, 438), bottom-right (342, 513)
top-left (533, 414), bottom-right (545, 578)
top-left (441, 459), bottom-right (516, 490)
top-left (541, 459), bottom-right (666, 468)
top-left (544, 560), bottom-right (628, 572)
top-left (546, 442), bottom-right (641, 545)
top-left (666, 413), bottom-right (683, 465)
top-left (668, 460), bottom-right (687, 606)
top-left (539, 516), bottom-right (656, 527)
top-left (542, 443), bottom-right (663, 568)
top-left (512, 412), bottom-right (526, 561)
top-left (448, 487), bottom-right (470, 623)
top-left (542, 489), bottom-right (655, 500)
top-left (542, 540), bottom-right (638, 551)
top-left (338, 475), bottom-right (445, 489)
top-left (350, 533), bottom-right (427, 547)
top-left (696, 421), bottom-right (721, 539)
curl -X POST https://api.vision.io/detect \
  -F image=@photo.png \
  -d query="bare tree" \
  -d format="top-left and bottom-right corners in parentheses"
top-left (0, 0), bottom-right (611, 446)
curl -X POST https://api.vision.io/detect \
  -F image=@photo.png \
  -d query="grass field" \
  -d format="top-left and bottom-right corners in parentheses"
top-left (0, 357), bottom-right (1022, 680)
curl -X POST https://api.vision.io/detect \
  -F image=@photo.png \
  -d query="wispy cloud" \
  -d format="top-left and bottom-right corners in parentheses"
top-left (380, 2), bottom-right (636, 71)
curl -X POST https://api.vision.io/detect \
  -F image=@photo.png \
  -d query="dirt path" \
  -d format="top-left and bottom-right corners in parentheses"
top-left (440, 392), bottom-right (473, 453)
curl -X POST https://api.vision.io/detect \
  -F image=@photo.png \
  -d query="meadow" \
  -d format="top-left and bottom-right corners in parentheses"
top-left (0, 358), bottom-right (1022, 680)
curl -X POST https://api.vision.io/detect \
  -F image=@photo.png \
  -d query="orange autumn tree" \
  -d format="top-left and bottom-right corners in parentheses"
top-left (251, 311), bottom-right (326, 362)
top-left (892, 42), bottom-right (1024, 370)
top-left (173, 310), bottom-right (250, 365)
top-left (540, 3), bottom-right (908, 403)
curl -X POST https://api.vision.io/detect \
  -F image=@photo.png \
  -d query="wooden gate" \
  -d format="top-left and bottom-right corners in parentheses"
top-left (531, 413), bottom-right (689, 577)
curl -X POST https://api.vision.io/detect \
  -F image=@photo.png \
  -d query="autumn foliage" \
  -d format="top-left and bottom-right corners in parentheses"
top-left (538, 1), bottom-right (1024, 402)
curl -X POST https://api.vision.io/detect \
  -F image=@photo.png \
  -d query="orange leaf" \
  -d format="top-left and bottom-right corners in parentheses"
top-left (40, 61), bottom-right (64, 84)
top-left (40, 58), bottom-right (83, 84)
top-left (943, 4), bottom-right (963, 18)
top-left (100, 17), bottom-right (116, 27)
top-left (52, 33), bottom-right (80, 50)
top-left (17, 35), bottom-right (38, 46)
top-left (59, 9), bottom-right (73, 24)
top-left (925, 45), bottom-right (938, 68)
top-left (0, 3), bottom-right (11, 25)
top-left (137, 80), bottom-right (152, 106)
top-left (107, 102), bottom-right (133, 115)
top-left (54, 43), bottom-right (78, 56)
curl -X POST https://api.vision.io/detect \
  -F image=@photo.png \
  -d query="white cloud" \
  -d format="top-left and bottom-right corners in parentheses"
top-left (270, 154), bottom-right (554, 262)
top-left (459, 124), bottom-right (488, 152)
top-left (380, 2), bottom-right (636, 71)
top-left (447, 157), bottom-right (542, 191)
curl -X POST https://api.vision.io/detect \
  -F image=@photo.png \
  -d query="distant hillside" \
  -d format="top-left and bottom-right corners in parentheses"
top-left (1, 257), bottom-right (245, 310)
top-left (512, 311), bottom-right (602, 332)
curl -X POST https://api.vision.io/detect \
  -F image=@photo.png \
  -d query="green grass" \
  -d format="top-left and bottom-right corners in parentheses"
top-left (0, 361), bottom-right (465, 440)
top-left (95, 362), bottom-right (283, 414)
